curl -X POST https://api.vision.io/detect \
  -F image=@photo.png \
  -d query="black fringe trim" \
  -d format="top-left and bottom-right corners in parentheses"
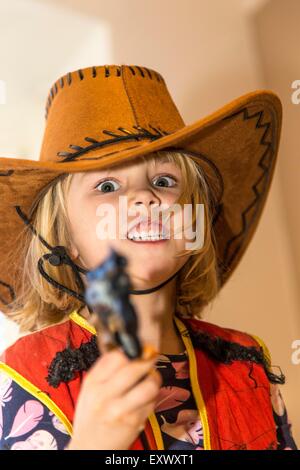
top-left (46, 328), bottom-right (285, 388)
top-left (188, 329), bottom-right (285, 385)
top-left (46, 336), bottom-right (100, 388)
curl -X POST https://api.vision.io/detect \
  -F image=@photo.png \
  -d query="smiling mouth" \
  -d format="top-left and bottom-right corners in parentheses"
top-left (126, 216), bottom-right (171, 243)
top-left (127, 238), bottom-right (168, 244)
top-left (126, 232), bottom-right (169, 243)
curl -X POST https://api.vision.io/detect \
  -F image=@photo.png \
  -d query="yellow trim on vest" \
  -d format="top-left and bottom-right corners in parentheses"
top-left (69, 310), bottom-right (97, 335)
top-left (70, 309), bottom-right (164, 449)
top-left (0, 362), bottom-right (73, 437)
top-left (148, 413), bottom-right (164, 450)
top-left (69, 310), bottom-right (211, 450)
top-left (249, 333), bottom-right (272, 367)
top-left (174, 316), bottom-right (212, 450)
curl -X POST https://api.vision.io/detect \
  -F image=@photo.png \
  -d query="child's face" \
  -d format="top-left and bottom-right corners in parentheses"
top-left (66, 156), bottom-right (191, 287)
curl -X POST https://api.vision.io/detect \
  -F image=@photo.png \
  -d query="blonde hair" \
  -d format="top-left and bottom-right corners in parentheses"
top-left (8, 150), bottom-right (220, 332)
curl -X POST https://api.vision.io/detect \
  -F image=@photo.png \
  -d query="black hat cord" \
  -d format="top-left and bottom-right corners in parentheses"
top-left (14, 212), bottom-right (285, 392)
top-left (15, 206), bottom-right (182, 305)
top-left (16, 206), bottom-right (88, 303)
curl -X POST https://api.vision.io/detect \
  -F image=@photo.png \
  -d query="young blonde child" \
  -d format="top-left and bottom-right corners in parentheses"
top-left (0, 65), bottom-right (297, 450)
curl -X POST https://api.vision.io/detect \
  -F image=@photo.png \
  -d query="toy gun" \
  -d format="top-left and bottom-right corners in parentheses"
top-left (84, 247), bottom-right (142, 359)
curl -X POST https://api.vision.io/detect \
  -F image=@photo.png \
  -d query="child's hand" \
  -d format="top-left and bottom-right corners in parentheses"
top-left (66, 344), bottom-right (161, 450)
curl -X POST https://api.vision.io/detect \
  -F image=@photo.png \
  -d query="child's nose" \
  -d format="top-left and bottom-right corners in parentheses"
top-left (130, 188), bottom-right (161, 207)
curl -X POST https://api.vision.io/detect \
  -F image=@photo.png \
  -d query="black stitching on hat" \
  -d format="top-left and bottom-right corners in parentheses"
top-left (69, 144), bottom-right (83, 151)
top-left (84, 136), bottom-right (99, 144)
top-left (79, 145), bottom-right (144, 161)
top-left (136, 66), bottom-right (145, 77)
top-left (45, 66), bottom-right (162, 119)
top-left (221, 107), bottom-right (275, 273)
top-left (56, 125), bottom-right (168, 162)
top-left (117, 126), bottom-right (136, 136)
top-left (80, 144), bottom-right (143, 161)
top-left (128, 65), bottom-right (162, 82)
top-left (145, 68), bottom-right (152, 79)
top-left (157, 125), bottom-right (169, 135)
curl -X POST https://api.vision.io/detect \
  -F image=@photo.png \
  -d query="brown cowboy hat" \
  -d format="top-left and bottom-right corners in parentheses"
top-left (0, 64), bottom-right (282, 314)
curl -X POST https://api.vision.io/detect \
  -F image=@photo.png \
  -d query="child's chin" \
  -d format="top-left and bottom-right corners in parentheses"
top-left (131, 262), bottom-right (174, 282)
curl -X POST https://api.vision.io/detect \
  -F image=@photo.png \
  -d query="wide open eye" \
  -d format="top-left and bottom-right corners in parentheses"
top-left (95, 179), bottom-right (121, 193)
top-left (152, 174), bottom-right (177, 188)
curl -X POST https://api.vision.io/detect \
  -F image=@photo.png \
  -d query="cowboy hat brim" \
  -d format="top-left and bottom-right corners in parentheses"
top-left (0, 89), bottom-right (282, 313)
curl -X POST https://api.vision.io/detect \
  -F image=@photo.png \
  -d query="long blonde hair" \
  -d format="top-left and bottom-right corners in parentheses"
top-left (8, 150), bottom-right (220, 332)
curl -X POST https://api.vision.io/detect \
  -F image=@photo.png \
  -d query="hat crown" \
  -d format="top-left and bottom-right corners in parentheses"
top-left (40, 64), bottom-right (185, 163)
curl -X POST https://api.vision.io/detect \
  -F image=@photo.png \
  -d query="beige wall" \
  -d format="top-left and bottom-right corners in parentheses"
top-left (207, 0), bottom-right (300, 443)
top-left (0, 0), bottom-right (299, 444)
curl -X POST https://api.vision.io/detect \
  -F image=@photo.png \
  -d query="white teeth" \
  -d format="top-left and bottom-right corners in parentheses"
top-left (127, 230), bottom-right (167, 241)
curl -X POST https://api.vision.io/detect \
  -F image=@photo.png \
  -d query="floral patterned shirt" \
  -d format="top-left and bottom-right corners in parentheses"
top-left (0, 350), bottom-right (298, 450)
top-left (0, 372), bottom-right (70, 450)
top-left (154, 351), bottom-right (297, 450)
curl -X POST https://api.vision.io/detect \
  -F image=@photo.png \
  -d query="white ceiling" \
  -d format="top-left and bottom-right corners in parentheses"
top-left (0, 0), bottom-right (267, 159)
top-left (0, 0), bottom-right (112, 159)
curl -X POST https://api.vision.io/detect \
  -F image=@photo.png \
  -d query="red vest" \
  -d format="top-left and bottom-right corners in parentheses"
top-left (0, 311), bottom-right (278, 450)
